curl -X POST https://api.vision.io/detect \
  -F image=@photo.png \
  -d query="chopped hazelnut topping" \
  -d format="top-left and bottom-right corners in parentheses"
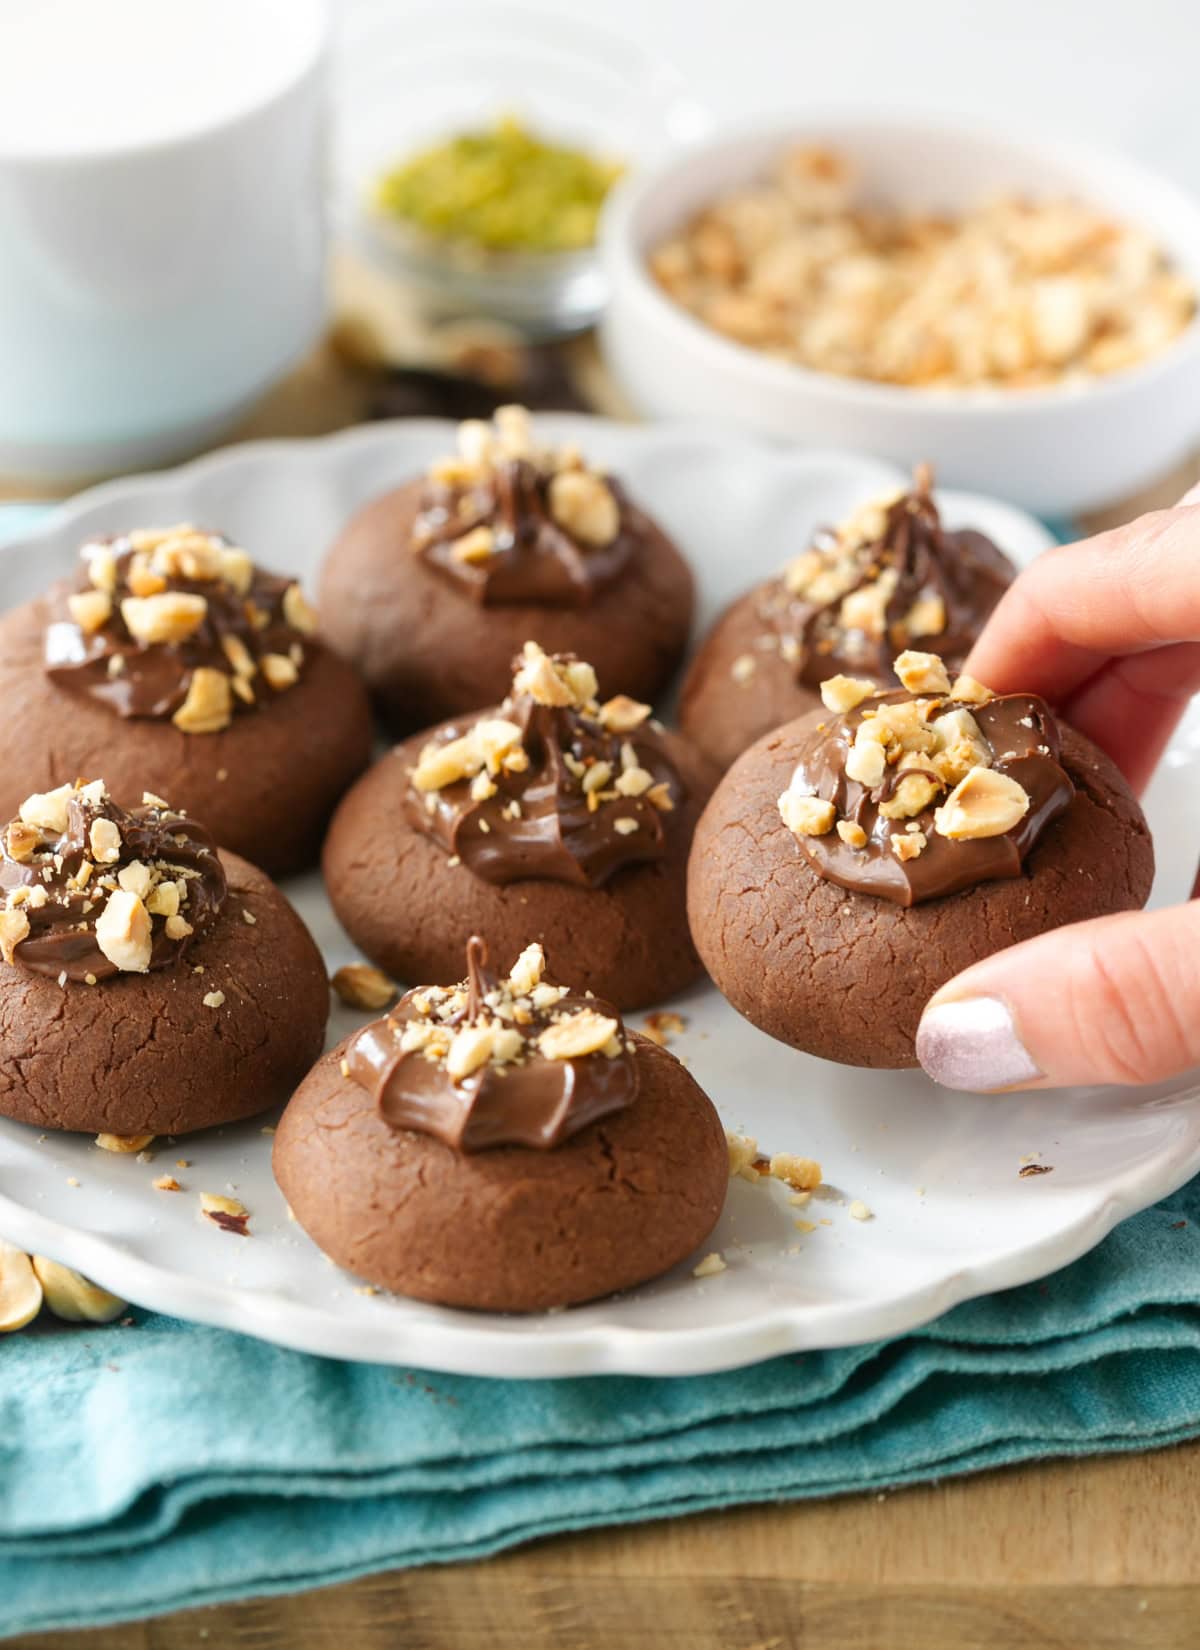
top-left (778, 787), bottom-right (836, 838)
top-left (87, 817), bottom-right (122, 865)
top-left (820, 674), bottom-right (877, 714)
top-left (890, 830), bottom-right (928, 861)
top-left (172, 668), bottom-right (233, 735)
top-left (836, 819), bottom-right (868, 848)
top-left (934, 766), bottom-right (1031, 839)
top-left (950, 673), bottom-right (993, 704)
top-left (547, 469), bottom-right (620, 547)
top-left (451, 525), bottom-right (496, 565)
top-left (538, 1008), bottom-right (620, 1061)
top-left (769, 1153), bottom-right (823, 1191)
top-left (120, 591), bottom-right (208, 646)
top-left (692, 1252), bottom-right (727, 1278)
top-left (731, 653), bottom-right (757, 683)
top-left (0, 909), bottom-right (30, 965)
top-left (281, 582), bottom-right (317, 634)
top-left (67, 589), bottom-right (113, 634)
top-left (894, 650), bottom-right (952, 694)
top-left (94, 890), bottom-right (152, 973)
top-left (202, 990), bottom-right (226, 1009)
top-left (331, 963), bottom-right (396, 1012)
top-left (259, 652), bottom-right (299, 691)
top-left (597, 695), bottom-right (652, 734)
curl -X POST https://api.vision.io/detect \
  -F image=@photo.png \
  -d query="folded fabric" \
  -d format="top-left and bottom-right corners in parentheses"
top-left (0, 1178), bottom-right (1196, 1638)
top-left (3, 502), bottom-right (1199, 1638)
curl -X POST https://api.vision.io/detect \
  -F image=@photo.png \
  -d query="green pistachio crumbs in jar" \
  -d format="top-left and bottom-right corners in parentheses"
top-left (373, 114), bottom-right (623, 255)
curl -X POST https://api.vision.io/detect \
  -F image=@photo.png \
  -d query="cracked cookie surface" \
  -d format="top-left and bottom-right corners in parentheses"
top-left (688, 711), bottom-right (1154, 1068)
top-left (273, 1031), bottom-right (727, 1311)
top-left (0, 850), bottom-right (329, 1134)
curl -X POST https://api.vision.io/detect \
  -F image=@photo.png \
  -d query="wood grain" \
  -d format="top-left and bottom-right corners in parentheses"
top-left (9, 1441), bottom-right (1200, 1648)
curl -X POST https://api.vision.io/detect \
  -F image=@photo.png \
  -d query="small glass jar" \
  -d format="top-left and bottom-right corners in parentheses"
top-left (332, 1), bottom-right (708, 337)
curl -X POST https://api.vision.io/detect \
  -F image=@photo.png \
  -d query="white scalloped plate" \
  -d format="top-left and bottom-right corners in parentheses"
top-left (1, 418), bottom-right (1198, 1378)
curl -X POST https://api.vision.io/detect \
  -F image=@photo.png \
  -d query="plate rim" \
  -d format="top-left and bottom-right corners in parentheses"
top-left (3, 417), bottom-right (1195, 1380)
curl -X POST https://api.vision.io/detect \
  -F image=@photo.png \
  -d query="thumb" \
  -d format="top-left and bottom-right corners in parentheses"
top-left (915, 901), bottom-right (1200, 1091)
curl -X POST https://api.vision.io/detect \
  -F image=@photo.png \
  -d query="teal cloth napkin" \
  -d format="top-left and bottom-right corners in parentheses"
top-left (2, 502), bottom-right (1200, 1638)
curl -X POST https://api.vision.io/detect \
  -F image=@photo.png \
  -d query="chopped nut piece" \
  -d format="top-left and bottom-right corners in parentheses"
top-left (547, 469), bottom-right (620, 547)
top-left (769, 1153), bottom-right (823, 1191)
top-left (538, 1009), bottom-right (620, 1061)
top-left (68, 589), bottom-right (113, 634)
top-left (88, 817), bottom-right (122, 864)
top-left (221, 633), bottom-right (257, 678)
top-left (202, 990), bottom-right (226, 1008)
top-left (0, 908), bottom-right (30, 965)
top-left (836, 819), bottom-right (868, 848)
top-left (731, 653), bottom-right (757, 683)
top-left (172, 668), bottom-right (233, 735)
top-left (903, 593), bottom-right (947, 640)
top-left (331, 963), bottom-right (396, 1012)
top-left (84, 545), bottom-right (118, 594)
top-left (613, 817), bottom-right (639, 836)
top-left (879, 771), bottom-right (941, 820)
top-left (845, 739), bottom-right (887, 787)
top-left (117, 860), bottom-right (152, 898)
top-left (848, 1199), bottom-right (873, 1221)
top-left (411, 717), bottom-right (524, 791)
top-left (643, 1010), bottom-right (686, 1047)
top-left (153, 1175), bottom-right (182, 1192)
top-left (281, 582), bottom-right (317, 634)
top-left (778, 785), bottom-right (836, 837)
top-left (726, 1132), bottom-right (760, 1179)
top-left (582, 761), bottom-right (612, 795)
top-left (950, 673), bottom-right (993, 704)
top-left (95, 1132), bottom-right (155, 1153)
top-left (95, 889), bottom-right (152, 973)
top-left (445, 1023), bottom-right (495, 1081)
top-left (894, 650), bottom-right (952, 694)
top-left (451, 525), bottom-right (496, 565)
top-left (597, 695), bottom-right (652, 734)
top-left (507, 942), bottom-right (545, 996)
top-left (891, 830), bottom-right (927, 861)
top-left (820, 674), bottom-right (877, 714)
top-left (934, 766), bottom-right (1031, 839)
top-left (120, 591), bottom-right (208, 645)
top-left (0, 1244), bottom-right (42, 1333)
top-left (164, 914), bottom-right (193, 941)
top-left (200, 1192), bottom-right (249, 1235)
top-left (19, 784), bottom-right (75, 836)
top-left (5, 820), bottom-right (40, 863)
top-left (30, 1255), bottom-right (126, 1323)
top-left (145, 881), bottom-right (180, 918)
top-left (260, 652), bottom-right (299, 691)
top-left (692, 1252), bottom-right (727, 1278)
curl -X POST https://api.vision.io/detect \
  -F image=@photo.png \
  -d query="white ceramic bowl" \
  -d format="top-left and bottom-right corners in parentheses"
top-left (600, 116), bottom-right (1200, 516)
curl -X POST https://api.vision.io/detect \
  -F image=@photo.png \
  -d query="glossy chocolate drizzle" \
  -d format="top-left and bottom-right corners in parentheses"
top-left (413, 458), bottom-right (639, 607)
top-left (790, 689), bottom-right (1074, 906)
top-left (346, 937), bottom-right (639, 1151)
top-left (405, 678), bottom-right (683, 888)
top-left (45, 532), bottom-right (307, 722)
top-left (766, 476), bottom-right (1013, 689)
top-left (0, 788), bottom-right (227, 981)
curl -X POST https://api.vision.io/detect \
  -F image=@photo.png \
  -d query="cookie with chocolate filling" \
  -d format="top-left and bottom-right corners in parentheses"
top-left (274, 938), bottom-right (727, 1311)
top-left (688, 651), bottom-right (1154, 1068)
top-left (323, 644), bottom-right (717, 1011)
top-left (0, 525), bottom-right (373, 876)
top-left (679, 470), bottom-right (1016, 770)
top-left (318, 405), bottom-right (695, 732)
top-left (0, 779), bottom-right (329, 1135)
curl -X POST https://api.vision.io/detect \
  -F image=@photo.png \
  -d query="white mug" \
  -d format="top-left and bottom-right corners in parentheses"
top-left (0, 0), bottom-right (330, 481)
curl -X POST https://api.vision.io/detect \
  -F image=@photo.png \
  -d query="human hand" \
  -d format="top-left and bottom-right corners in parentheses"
top-left (916, 496), bottom-right (1200, 1092)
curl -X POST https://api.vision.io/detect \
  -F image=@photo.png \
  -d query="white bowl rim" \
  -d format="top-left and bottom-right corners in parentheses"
top-left (601, 107), bottom-right (1200, 417)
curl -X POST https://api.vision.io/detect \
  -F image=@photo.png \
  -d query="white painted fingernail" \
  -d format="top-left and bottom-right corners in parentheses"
top-left (916, 997), bottom-right (1042, 1092)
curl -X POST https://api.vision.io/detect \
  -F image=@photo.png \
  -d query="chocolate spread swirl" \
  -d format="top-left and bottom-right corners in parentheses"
top-left (346, 937), bottom-right (639, 1151)
top-left (763, 473), bottom-right (1013, 688)
top-left (405, 645), bottom-right (683, 887)
top-left (44, 526), bottom-right (314, 729)
top-left (0, 782), bottom-right (227, 982)
top-left (410, 407), bottom-right (640, 607)
top-left (414, 459), bottom-right (642, 606)
top-left (783, 681), bottom-right (1074, 906)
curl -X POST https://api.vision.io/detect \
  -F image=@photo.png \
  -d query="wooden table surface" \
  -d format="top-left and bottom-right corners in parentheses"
top-left (5, 266), bottom-right (1199, 1649)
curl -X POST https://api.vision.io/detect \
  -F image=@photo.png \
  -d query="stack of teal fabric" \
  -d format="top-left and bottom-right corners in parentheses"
top-left (2, 501), bottom-right (1199, 1639)
top-left (2, 1179), bottom-right (1198, 1638)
